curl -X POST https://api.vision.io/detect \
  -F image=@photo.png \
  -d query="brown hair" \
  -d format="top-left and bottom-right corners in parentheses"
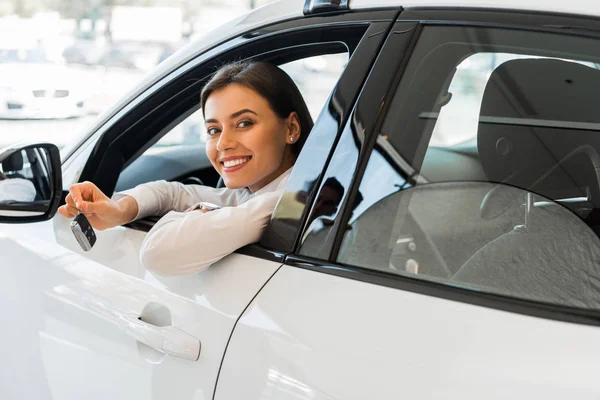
top-left (200, 61), bottom-right (313, 156)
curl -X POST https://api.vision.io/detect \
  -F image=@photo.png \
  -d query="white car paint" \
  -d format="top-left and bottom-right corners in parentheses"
top-left (0, 141), bottom-right (283, 399)
top-left (0, 214), bottom-right (282, 399)
top-left (353, 0), bottom-right (600, 18)
top-left (216, 266), bottom-right (600, 399)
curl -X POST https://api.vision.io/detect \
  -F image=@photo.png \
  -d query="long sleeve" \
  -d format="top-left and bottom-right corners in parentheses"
top-left (114, 181), bottom-right (242, 219)
top-left (139, 190), bottom-right (282, 276)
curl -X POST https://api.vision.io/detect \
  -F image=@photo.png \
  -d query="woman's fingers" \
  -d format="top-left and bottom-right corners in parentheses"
top-left (57, 204), bottom-right (79, 218)
top-left (69, 181), bottom-right (104, 206)
top-left (68, 181), bottom-right (110, 213)
top-left (80, 199), bottom-right (103, 214)
top-left (65, 192), bottom-right (76, 208)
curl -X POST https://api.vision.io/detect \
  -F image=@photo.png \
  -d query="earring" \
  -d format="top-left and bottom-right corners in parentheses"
top-left (290, 137), bottom-right (295, 142)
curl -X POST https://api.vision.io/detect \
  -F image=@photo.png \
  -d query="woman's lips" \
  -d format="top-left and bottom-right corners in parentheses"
top-left (221, 156), bottom-right (251, 173)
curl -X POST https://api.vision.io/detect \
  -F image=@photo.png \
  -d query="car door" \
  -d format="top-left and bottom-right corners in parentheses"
top-left (214, 10), bottom-right (600, 399)
top-left (0, 9), bottom-right (398, 400)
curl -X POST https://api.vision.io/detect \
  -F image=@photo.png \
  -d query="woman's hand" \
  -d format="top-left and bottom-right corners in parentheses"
top-left (58, 181), bottom-right (139, 231)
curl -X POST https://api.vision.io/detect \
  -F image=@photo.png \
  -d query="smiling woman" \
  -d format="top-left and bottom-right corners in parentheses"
top-left (201, 61), bottom-right (312, 192)
top-left (57, 61), bottom-right (313, 275)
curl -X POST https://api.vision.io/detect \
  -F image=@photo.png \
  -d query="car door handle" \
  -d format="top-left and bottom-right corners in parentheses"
top-left (119, 315), bottom-right (201, 361)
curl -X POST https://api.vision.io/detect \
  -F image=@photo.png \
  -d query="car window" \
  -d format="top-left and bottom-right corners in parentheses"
top-left (117, 52), bottom-right (348, 190)
top-left (334, 26), bottom-right (600, 310)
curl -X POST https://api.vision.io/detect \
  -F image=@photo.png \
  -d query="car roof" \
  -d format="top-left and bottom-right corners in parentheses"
top-left (356, 0), bottom-right (600, 18)
top-left (65, 0), bottom-right (600, 159)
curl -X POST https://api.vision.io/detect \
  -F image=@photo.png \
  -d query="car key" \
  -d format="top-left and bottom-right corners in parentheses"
top-left (70, 213), bottom-right (97, 252)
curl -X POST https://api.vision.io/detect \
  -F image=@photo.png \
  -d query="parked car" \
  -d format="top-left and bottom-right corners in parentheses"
top-left (0, 47), bottom-right (88, 119)
top-left (3, 0), bottom-right (600, 399)
top-left (96, 43), bottom-right (164, 71)
top-left (61, 40), bottom-right (105, 66)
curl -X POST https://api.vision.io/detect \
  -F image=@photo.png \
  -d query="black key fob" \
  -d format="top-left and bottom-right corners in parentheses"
top-left (70, 213), bottom-right (97, 252)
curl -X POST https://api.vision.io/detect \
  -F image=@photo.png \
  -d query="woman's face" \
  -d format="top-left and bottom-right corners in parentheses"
top-left (204, 83), bottom-right (299, 192)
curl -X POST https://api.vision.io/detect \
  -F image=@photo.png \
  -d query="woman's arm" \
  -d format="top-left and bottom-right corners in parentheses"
top-left (138, 190), bottom-right (281, 275)
top-left (115, 180), bottom-right (239, 220)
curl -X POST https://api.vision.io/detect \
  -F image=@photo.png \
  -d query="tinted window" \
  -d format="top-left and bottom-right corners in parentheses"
top-left (336, 26), bottom-right (600, 309)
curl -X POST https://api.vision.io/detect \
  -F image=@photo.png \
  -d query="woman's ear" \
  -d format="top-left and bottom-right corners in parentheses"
top-left (286, 112), bottom-right (301, 144)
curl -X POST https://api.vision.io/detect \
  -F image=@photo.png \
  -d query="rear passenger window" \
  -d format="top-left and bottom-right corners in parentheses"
top-left (337, 26), bottom-right (600, 309)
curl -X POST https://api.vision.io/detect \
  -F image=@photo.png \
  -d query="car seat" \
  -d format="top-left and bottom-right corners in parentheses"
top-left (2, 152), bottom-right (26, 179)
top-left (453, 58), bottom-right (600, 307)
top-left (476, 58), bottom-right (600, 211)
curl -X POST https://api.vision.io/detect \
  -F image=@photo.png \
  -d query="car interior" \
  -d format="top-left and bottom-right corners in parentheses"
top-left (344, 51), bottom-right (600, 307)
top-left (0, 149), bottom-right (52, 211)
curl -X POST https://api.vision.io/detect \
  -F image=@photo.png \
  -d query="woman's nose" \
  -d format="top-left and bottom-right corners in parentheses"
top-left (216, 128), bottom-right (237, 151)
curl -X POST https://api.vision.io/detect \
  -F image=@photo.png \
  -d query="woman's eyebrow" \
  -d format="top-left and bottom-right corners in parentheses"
top-left (230, 108), bottom-right (257, 119)
top-left (205, 109), bottom-right (257, 124)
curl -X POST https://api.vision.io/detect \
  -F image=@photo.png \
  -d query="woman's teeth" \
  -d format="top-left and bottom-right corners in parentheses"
top-left (223, 157), bottom-right (250, 168)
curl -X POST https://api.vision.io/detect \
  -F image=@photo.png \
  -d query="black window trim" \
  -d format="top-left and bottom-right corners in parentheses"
top-left (261, 19), bottom-right (406, 255)
top-left (287, 9), bottom-right (600, 326)
top-left (304, 21), bottom-right (421, 260)
top-left (400, 7), bottom-right (600, 40)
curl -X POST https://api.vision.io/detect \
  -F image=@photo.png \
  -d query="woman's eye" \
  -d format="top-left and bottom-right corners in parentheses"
top-left (237, 120), bottom-right (253, 128)
top-left (206, 127), bottom-right (221, 136)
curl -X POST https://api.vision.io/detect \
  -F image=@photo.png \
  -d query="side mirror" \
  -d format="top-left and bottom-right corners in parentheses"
top-left (0, 142), bottom-right (62, 223)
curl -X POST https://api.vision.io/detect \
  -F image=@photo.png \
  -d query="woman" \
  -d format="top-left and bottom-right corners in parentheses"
top-left (58, 61), bottom-right (313, 275)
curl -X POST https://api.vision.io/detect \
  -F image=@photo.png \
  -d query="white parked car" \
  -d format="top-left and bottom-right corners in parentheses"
top-left (2, 0), bottom-right (600, 399)
top-left (0, 47), bottom-right (88, 119)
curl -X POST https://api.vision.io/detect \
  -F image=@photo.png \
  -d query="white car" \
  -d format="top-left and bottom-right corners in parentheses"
top-left (0, 47), bottom-right (88, 119)
top-left (2, 0), bottom-right (600, 399)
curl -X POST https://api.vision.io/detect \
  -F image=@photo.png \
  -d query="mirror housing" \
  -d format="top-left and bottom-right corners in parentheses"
top-left (0, 142), bottom-right (62, 223)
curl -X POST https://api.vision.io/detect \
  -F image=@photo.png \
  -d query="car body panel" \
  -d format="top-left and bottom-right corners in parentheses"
top-left (1, 138), bottom-right (283, 400)
top-left (216, 265), bottom-right (600, 400)
top-left (0, 216), bottom-right (281, 399)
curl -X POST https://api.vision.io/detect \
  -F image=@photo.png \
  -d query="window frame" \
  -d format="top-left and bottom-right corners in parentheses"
top-left (286, 8), bottom-right (600, 327)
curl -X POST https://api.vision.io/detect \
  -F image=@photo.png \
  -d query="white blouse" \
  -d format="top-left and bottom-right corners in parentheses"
top-left (116, 168), bottom-right (292, 276)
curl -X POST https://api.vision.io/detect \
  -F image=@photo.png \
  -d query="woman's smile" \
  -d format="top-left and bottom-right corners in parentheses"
top-left (221, 156), bottom-right (252, 172)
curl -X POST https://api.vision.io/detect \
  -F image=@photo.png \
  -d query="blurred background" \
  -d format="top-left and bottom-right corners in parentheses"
top-left (0, 0), bottom-right (277, 150)
top-left (0, 0), bottom-right (553, 153)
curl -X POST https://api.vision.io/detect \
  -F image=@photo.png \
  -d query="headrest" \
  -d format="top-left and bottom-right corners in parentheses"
top-left (2, 151), bottom-right (23, 173)
top-left (477, 58), bottom-right (600, 199)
